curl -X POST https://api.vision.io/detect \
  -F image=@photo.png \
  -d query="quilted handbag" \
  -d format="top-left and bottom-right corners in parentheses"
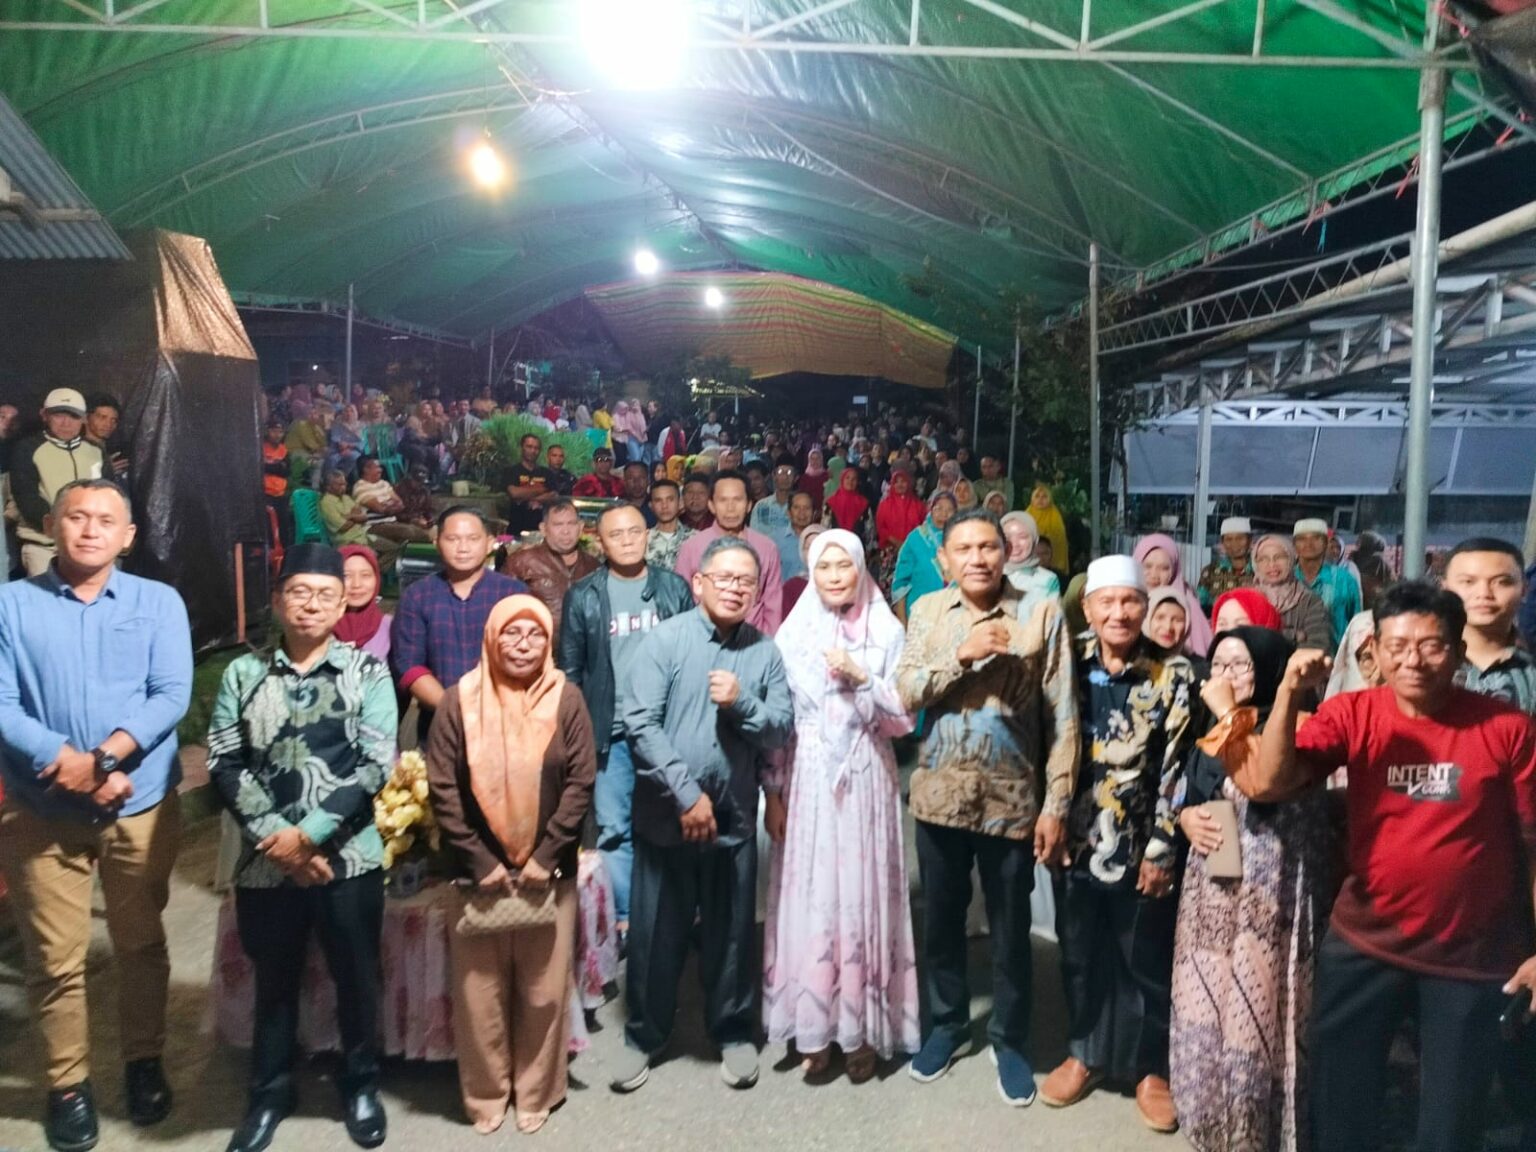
top-left (453, 880), bottom-right (558, 936)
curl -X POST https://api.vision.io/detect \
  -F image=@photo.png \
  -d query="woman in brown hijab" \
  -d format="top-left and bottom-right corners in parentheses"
top-left (426, 595), bottom-right (596, 1136)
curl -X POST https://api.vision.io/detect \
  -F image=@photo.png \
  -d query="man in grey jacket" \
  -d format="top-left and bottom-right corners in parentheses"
top-left (557, 504), bottom-right (692, 942)
top-left (609, 536), bottom-right (792, 1095)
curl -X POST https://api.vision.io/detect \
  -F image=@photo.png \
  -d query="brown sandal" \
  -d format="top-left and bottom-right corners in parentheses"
top-left (515, 1109), bottom-right (550, 1135)
top-left (800, 1048), bottom-right (832, 1078)
top-left (846, 1046), bottom-right (878, 1084)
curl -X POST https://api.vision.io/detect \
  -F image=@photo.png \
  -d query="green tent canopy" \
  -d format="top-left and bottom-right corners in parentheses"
top-left (0, 0), bottom-right (1503, 348)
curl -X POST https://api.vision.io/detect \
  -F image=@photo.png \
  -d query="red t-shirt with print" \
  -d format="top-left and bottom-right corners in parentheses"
top-left (1297, 685), bottom-right (1536, 982)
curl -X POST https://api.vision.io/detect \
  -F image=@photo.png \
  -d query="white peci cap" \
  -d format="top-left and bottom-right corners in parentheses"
top-left (1293, 517), bottom-right (1329, 537)
top-left (1219, 516), bottom-right (1251, 536)
top-left (1084, 554), bottom-right (1146, 599)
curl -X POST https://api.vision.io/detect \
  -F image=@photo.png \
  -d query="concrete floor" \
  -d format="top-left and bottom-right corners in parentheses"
top-left (0, 814), bottom-right (1512, 1152)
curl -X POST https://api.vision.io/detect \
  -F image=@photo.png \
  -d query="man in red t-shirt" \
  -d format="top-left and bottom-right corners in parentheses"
top-left (572, 447), bottom-right (624, 500)
top-left (1243, 581), bottom-right (1536, 1152)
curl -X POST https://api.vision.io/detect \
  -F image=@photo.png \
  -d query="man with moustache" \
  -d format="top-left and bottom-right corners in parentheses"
top-left (608, 537), bottom-right (792, 1095)
top-left (674, 471), bottom-right (784, 634)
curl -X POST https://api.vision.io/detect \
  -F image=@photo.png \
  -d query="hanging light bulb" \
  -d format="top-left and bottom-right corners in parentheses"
top-left (579, 0), bottom-right (690, 90)
top-left (634, 248), bottom-right (660, 276)
top-left (469, 139), bottom-right (508, 189)
top-left (703, 285), bottom-right (725, 310)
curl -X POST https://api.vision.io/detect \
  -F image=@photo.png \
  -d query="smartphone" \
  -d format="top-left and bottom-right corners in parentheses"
top-left (1204, 799), bottom-right (1243, 880)
top-left (1501, 988), bottom-right (1532, 1043)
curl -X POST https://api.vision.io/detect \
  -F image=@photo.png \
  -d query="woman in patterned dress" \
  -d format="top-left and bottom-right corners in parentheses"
top-left (762, 530), bottom-right (920, 1082)
top-left (1170, 625), bottom-right (1333, 1152)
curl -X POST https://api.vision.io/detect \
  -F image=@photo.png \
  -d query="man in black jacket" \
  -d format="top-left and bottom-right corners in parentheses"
top-left (558, 503), bottom-right (692, 940)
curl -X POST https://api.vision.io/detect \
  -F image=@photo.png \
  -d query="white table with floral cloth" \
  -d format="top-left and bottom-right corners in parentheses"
top-left (207, 850), bottom-right (619, 1059)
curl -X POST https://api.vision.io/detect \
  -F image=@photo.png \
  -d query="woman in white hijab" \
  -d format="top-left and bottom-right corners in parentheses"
top-left (762, 529), bottom-right (920, 1082)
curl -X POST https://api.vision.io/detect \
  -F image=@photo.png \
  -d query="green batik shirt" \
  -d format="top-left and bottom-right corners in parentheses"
top-left (207, 640), bottom-right (399, 888)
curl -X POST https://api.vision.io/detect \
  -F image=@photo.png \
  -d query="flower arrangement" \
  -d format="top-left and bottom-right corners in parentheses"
top-left (374, 749), bottom-right (441, 870)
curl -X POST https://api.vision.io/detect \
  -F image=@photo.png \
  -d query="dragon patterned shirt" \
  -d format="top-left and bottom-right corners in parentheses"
top-left (1070, 636), bottom-right (1195, 889)
top-left (207, 640), bottom-right (398, 888)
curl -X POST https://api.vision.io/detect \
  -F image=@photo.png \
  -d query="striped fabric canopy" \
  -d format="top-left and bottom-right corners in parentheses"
top-left (584, 271), bottom-right (955, 390)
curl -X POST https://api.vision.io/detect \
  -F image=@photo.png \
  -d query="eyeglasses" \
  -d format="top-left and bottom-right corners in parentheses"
top-left (1210, 659), bottom-right (1254, 677)
top-left (500, 627), bottom-right (548, 648)
top-left (282, 586), bottom-right (343, 608)
top-left (1378, 638), bottom-right (1452, 660)
top-left (703, 572), bottom-right (755, 591)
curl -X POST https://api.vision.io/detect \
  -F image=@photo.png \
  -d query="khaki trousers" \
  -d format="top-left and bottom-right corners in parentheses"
top-left (450, 879), bottom-right (577, 1124)
top-left (20, 542), bottom-right (55, 577)
top-left (0, 793), bottom-right (181, 1088)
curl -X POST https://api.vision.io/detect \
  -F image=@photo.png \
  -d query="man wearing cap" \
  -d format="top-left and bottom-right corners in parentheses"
top-left (1043, 555), bottom-right (1195, 1134)
top-left (1294, 517), bottom-right (1361, 644)
top-left (1197, 516), bottom-right (1254, 613)
top-left (11, 389), bottom-right (105, 576)
top-left (208, 543), bottom-right (399, 1152)
top-left (0, 479), bottom-right (192, 1152)
top-left (573, 447), bottom-right (625, 500)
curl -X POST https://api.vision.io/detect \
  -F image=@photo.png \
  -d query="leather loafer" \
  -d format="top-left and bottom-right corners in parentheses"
top-left (45, 1082), bottom-right (99, 1152)
top-left (1039, 1057), bottom-right (1102, 1108)
top-left (226, 1101), bottom-right (290, 1152)
top-left (344, 1088), bottom-right (387, 1149)
top-left (1135, 1074), bottom-right (1179, 1133)
top-left (125, 1057), bottom-right (173, 1126)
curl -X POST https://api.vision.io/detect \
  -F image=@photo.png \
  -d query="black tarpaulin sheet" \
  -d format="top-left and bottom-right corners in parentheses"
top-left (0, 229), bottom-right (264, 651)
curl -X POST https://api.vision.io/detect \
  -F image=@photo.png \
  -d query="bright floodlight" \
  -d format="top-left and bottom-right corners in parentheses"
top-left (634, 248), bottom-right (660, 276)
top-left (703, 285), bottom-right (725, 310)
top-left (580, 0), bottom-right (689, 90)
top-left (469, 141), bottom-right (508, 189)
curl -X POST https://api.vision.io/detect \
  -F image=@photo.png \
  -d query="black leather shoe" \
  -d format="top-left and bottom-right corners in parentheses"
top-left (226, 1101), bottom-right (290, 1152)
top-left (45, 1082), bottom-right (99, 1152)
top-left (125, 1057), bottom-right (173, 1126)
top-left (343, 1088), bottom-right (387, 1149)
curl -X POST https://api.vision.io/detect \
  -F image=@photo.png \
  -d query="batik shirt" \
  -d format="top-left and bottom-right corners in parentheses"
top-left (896, 584), bottom-right (1079, 840)
top-left (644, 523), bottom-right (694, 573)
top-left (207, 641), bottom-right (398, 888)
top-left (1197, 554), bottom-right (1253, 611)
top-left (1071, 636), bottom-right (1194, 889)
top-left (1457, 644), bottom-right (1536, 716)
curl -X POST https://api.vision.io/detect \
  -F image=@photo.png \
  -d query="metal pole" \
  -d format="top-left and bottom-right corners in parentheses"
top-left (1194, 385), bottom-right (1213, 566)
top-left (1006, 320), bottom-right (1020, 481)
top-left (1402, 11), bottom-right (1444, 579)
top-left (486, 328), bottom-right (495, 392)
top-left (972, 343), bottom-right (982, 449)
top-left (1089, 241), bottom-right (1102, 555)
top-left (344, 282), bottom-right (354, 394)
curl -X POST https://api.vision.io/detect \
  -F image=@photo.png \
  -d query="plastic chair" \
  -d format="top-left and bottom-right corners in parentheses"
top-left (362, 424), bottom-right (406, 483)
top-left (290, 488), bottom-right (331, 545)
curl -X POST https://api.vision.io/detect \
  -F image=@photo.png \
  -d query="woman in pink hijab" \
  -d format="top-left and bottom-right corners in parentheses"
top-left (1133, 533), bottom-right (1214, 656)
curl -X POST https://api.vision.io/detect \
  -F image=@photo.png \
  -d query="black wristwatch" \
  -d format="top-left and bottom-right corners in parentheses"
top-left (93, 748), bottom-right (120, 777)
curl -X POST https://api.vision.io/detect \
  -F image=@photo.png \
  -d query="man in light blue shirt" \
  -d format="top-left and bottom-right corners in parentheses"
top-left (0, 478), bottom-right (192, 1152)
top-left (1294, 517), bottom-right (1361, 644)
top-left (749, 459), bottom-right (805, 581)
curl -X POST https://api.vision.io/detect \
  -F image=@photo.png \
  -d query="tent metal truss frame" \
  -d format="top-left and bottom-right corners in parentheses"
top-left (1146, 399), bottom-right (1536, 429)
top-left (1125, 263), bottom-right (1536, 421)
top-left (5, 0), bottom-right (1480, 74)
top-left (232, 291), bottom-right (473, 346)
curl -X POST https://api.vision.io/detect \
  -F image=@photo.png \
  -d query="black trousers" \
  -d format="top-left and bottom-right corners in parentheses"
top-left (1054, 868), bottom-right (1175, 1084)
top-left (624, 836), bottom-right (756, 1055)
top-left (265, 493), bottom-right (293, 547)
top-left (914, 820), bottom-right (1035, 1051)
top-left (1312, 929), bottom-right (1508, 1152)
top-left (235, 871), bottom-right (384, 1106)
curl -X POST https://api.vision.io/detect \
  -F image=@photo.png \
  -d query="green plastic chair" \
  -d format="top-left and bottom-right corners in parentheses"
top-left (362, 423), bottom-right (406, 483)
top-left (290, 488), bottom-right (330, 545)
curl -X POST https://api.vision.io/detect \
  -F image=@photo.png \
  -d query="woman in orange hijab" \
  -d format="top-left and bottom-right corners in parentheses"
top-left (426, 595), bottom-right (596, 1136)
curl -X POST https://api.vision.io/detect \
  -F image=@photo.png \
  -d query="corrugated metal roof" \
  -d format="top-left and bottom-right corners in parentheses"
top-left (0, 94), bottom-right (128, 261)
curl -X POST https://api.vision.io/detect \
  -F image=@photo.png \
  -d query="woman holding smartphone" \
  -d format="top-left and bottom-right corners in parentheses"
top-left (1169, 626), bottom-right (1334, 1152)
